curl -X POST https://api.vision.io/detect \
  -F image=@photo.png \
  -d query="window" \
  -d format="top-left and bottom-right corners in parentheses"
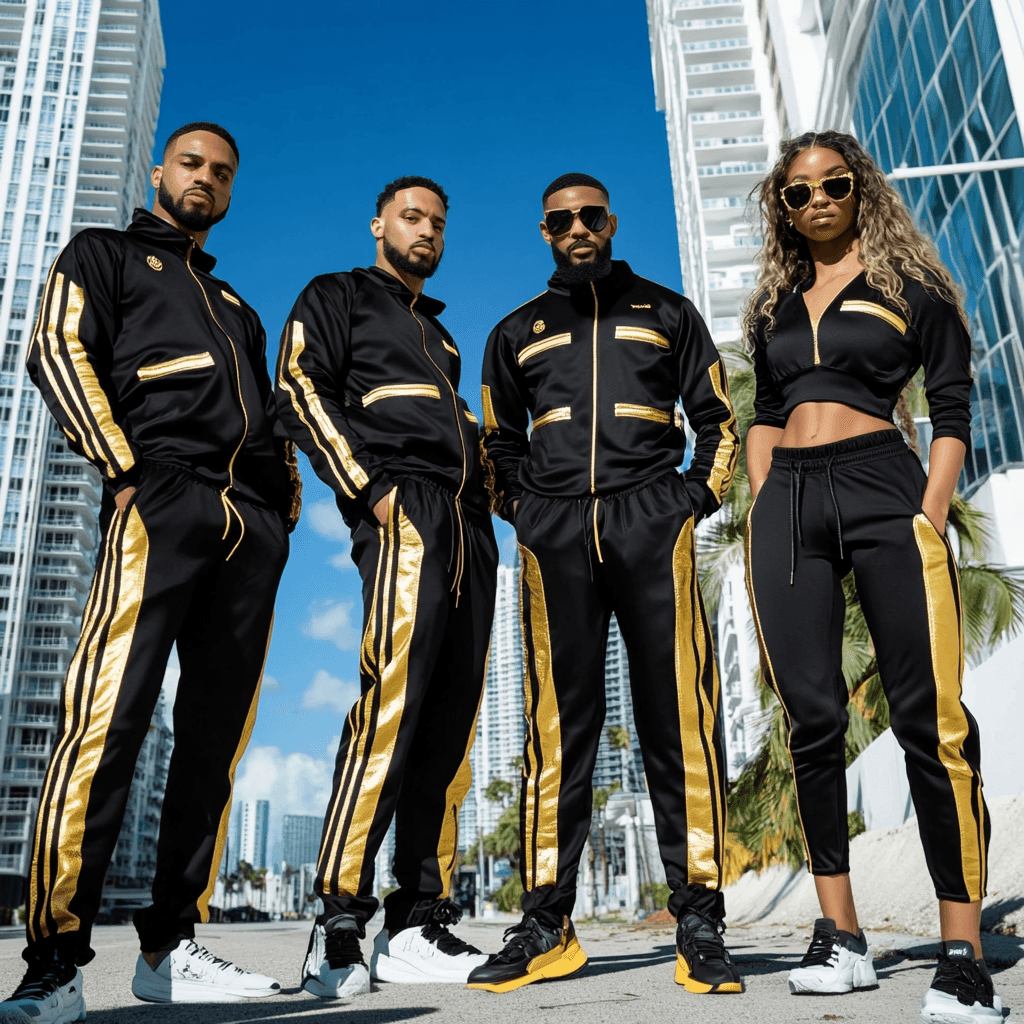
top-left (1, 345), bottom-right (20, 374)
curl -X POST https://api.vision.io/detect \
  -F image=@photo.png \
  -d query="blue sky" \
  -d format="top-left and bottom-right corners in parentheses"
top-left (154, 0), bottom-right (685, 853)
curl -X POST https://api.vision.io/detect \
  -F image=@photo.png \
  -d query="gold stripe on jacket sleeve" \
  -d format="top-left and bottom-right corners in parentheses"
top-left (442, 338), bottom-right (460, 357)
top-left (481, 385), bottom-right (499, 432)
top-left (531, 407), bottom-right (571, 430)
top-left (614, 403), bottom-right (671, 424)
top-left (279, 321), bottom-right (369, 498)
top-left (464, 410), bottom-right (479, 424)
top-left (517, 333), bottom-right (572, 366)
top-left (840, 300), bottom-right (907, 334)
top-left (615, 325), bottom-right (671, 349)
top-left (137, 351), bottom-right (215, 380)
top-left (705, 361), bottom-right (738, 502)
top-left (362, 383), bottom-right (441, 406)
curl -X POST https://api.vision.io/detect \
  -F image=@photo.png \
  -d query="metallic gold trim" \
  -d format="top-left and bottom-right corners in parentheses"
top-left (442, 338), bottom-right (460, 357)
top-left (590, 284), bottom-right (598, 493)
top-left (464, 410), bottom-right (479, 424)
top-left (912, 515), bottom-right (984, 900)
top-left (614, 403), bottom-right (671, 424)
top-left (706, 361), bottom-right (738, 502)
top-left (362, 383), bottom-right (441, 406)
top-left (519, 544), bottom-right (561, 889)
top-left (592, 498), bottom-right (603, 563)
top-left (532, 407), bottom-right (571, 430)
top-left (840, 299), bottom-right (907, 334)
top-left (614, 325), bottom-right (670, 349)
top-left (517, 333), bottom-right (571, 366)
top-left (481, 385), bottom-right (498, 432)
top-left (137, 351), bottom-right (215, 381)
top-left (221, 289), bottom-right (241, 307)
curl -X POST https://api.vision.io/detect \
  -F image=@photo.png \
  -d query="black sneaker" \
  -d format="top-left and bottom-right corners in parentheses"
top-left (920, 940), bottom-right (1002, 1023)
top-left (675, 908), bottom-right (743, 993)
top-left (466, 914), bottom-right (587, 992)
top-left (300, 913), bottom-right (371, 999)
top-left (0, 953), bottom-right (85, 1023)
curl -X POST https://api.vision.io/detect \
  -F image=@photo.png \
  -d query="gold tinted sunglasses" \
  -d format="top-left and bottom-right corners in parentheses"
top-left (780, 172), bottom-right (855, 212)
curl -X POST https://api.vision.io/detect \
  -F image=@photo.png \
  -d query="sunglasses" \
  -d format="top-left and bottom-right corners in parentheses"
top-left (544, 205), bottom-right (610, 235)
top-left (780, 172), bottom-right (855, 212)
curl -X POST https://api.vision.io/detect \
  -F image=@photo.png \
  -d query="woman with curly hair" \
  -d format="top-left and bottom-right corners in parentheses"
top-left (743, 130), bottom-right (998, 1023)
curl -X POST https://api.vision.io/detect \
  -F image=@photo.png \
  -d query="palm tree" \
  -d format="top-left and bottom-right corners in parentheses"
top-left (607, 725), bottom-right (634, 792)
top-left (703, 343), bottom-right (1024, 871)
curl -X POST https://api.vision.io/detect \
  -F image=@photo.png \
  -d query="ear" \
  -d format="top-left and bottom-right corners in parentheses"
top-left (606, 213), bottom-right (618, 238)
top-left (370, 215), bottom-right (384, 240)
top-left (539, 220), bottom-right (553, 245)
top-left (150, 165), bottom-right (162, 190)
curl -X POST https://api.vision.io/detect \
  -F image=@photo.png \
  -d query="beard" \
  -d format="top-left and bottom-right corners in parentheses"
top-left (158, 180), bottom-right (228, 232)
top-left (384, 236), bottom-right (442, 279)
top-left (550, 237), bottom-right (613, 285)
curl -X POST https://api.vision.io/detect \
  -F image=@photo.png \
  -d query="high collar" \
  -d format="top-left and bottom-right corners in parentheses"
top-left (546, 259), bottom-right (636, 299)
top-left (126, 208), bottom-right (218, 274)
top-left (359, 265), bottom-right (446, 316)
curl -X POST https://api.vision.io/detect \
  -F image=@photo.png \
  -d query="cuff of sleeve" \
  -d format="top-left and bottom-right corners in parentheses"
top-left (751, 413), bottom-right (787, 430)
top-left (102, 460), bottom-right (142, 498)
top-left (682, 478), bottom-right (718, 524)
top-left (930, 426), bottom-right (971, 448)
top-left (365, 473), bottom-right (398, 523)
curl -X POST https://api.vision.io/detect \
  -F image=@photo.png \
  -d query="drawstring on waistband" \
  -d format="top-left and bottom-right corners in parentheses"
top-left (825, 457), bottom-right (844, 563)
top-left (220, 491), bottom-right (245, 561)
top-left (789, 462), bottom-right (803, 586)
top-left (578, 497), bottom-right (605, 581)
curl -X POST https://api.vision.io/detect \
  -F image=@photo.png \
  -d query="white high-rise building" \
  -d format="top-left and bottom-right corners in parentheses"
top-left (647, 0), bottom-right (780, 778)
top-left (237, 799), bottom-right (269, 871)
top-left (0, 0), bottom-right (163, 913)
top-left (592, 618), bottom-right (646, 793)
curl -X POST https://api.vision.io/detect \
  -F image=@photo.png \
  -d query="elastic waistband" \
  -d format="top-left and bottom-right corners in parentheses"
top-left (522, 470), bottom-right (680, 505)
top-left (771, 429), bottom-right (909, 472)
top-left (397, 473), bottom-right (489, 522)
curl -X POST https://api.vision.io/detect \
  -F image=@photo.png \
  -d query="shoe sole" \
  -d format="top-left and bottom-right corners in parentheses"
top-left (789, 959), bottom-right (878, 995)
top-left (674, 954), bottom-right (743, 993)
top-left (373, 955), bottom-right (486, 984)
top-left (132, 976), bottom-right (280, 1004)
top-left (0, 1002), bottom-right (87, 1023)
top-left (301, 974), bottom-right (371, 999)
top-left (466, 939), bottom-right (588, 993)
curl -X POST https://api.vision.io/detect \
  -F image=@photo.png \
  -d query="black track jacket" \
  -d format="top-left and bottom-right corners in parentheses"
top-left (275, 266), bottom-right (487, 527)
top-left (26, 208), bottom-right (294, 518)
top-left (481, 260), bottom-right (737, 522)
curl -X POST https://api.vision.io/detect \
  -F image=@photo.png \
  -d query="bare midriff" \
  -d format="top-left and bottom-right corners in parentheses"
top-left (779, 401), bottom-right (899, 448)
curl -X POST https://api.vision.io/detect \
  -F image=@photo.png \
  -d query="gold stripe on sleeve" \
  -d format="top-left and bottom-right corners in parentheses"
top-left (615, 325), bottom-right (670, 349)
top-left (464, 410), bottom-right (479, 424)
top-left (362, 383), bottom-right (441, 406)
top-left (481, 385), bottom-right (498, 432)
top-left (517, 332), bottom-right (572, 366)
top-left (614, 403), bottom-right (671, 424)
top-left (705, 361), bottom-right (738, 503)
top-left (531, 407), bottom-right (571, 430)
top-left (840, 300), bottom-right (908, 334)
top-left (442, 339), bottom-right (460, 357)
top-left (137, 351), bottom-right (215, 381)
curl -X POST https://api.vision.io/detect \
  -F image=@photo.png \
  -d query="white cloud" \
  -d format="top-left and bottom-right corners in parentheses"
top-left (307, 499), bottom-right (349, 542)
top-left (328, 550), bottom-right (355, 571)
top-left (302, 669), bottom-right (358, 715)
top-left (302, 599), bottom-right (359, 650)
top-left (262, 675), bottom-right (280, 691)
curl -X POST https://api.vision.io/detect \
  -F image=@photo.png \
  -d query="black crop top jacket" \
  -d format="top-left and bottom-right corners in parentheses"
top-left (750, 271), bottom-right (973, 448)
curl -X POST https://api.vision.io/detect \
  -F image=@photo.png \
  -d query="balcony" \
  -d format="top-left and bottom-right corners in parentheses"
top-left (0, 853), bottom-right (25, 872)
top-left (3, 769), bottom-right (47, 783)
top-left (11, 712), bottom-right (58, 726)
top-left (692, 136), bottom-right (766, 164)
top-left (0, 797), bottom-right (37, 815)
top-left (689, 109), bottom-right (763, 135)
top-left (706, 233), bottom-right (762, 264)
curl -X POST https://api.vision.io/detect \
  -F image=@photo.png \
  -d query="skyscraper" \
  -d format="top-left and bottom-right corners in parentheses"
top-left (237, 798), bottom-right (269, 871)
top-left (282, 813), bottom-right (323, 868)
top-left (0, 0), bottom-right (164, 913)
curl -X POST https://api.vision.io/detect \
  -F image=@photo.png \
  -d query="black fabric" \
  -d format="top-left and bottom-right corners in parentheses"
top-left (26, 464), bottom-right (287, 963)
top-left (514, 473), bottom-right (726, 922)
top-left (316, 477), bottom-right (497, 926)
top-left (275, 266), bottom-right (486, 527)
top-left (26, 209), bottom-right (292, 515)
top-left (746, 433), bottom-right (989, 899)
top-left (480, 261), bottom-right (737, 522)
top-left (750, 272), bottom-right (972, 447)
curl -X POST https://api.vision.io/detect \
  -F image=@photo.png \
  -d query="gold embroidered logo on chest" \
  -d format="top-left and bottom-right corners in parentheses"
top-left (146, 255), bottom-right (163, 271)
top-left (532, 320), bottom-right (545, 334)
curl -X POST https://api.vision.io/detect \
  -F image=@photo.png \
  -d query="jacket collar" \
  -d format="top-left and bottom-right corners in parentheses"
top-left (359, 265), bottom-right (446, 316)
top-left (546, 259), bottom-right (636, 300)
top-left (126, 208), bottom-right (218, 273)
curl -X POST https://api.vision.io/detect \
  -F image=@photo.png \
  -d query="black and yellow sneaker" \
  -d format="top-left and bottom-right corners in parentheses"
top-left (675, 909), bottom-right (743, 993)
top-left (466, 914), bottom-right (587, 993)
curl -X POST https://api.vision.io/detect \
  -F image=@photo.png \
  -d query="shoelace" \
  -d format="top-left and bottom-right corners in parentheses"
top-left (324, 926), bottom-right (365, 969)
top-left (490, 919), bottom-right (545, 965)
top-left (679, 911), bottom-right (730, 965)
top-left (799, 926), bottom-right (841, 968)
top-left (185, 941), bottom-right (240, 974)
top-left (933, 956), bottom-right (993, 1007)
top-left (419, 897), bottom-right (482, 956)
top-left (10, 960), bottom-right (72, 1000)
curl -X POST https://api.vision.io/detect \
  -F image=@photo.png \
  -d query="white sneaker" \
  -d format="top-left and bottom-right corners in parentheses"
top-left (0, 960), bottom-right (84, 1023)
top-left (788, 918), bottom-right (877, 994)
top-left (920, 941), bottom-right (1002, 1023)
top-left (301, 914), bottom-right (371, 998)
top-left (371, 922), bottom-right (489, 983)
top-left (131, 938), bottom-right (281, 1003)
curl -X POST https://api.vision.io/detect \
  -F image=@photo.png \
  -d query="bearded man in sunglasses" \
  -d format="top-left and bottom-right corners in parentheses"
top-left (471, 172), bottom-right (741, 994)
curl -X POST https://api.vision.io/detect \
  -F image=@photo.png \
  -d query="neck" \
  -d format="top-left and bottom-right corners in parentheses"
top-left (149, 200), bottom-right (210, 249)
top-left (808, 229), bottom-right (861, 272)
top-left (375, 253), bottom-right (425, 295)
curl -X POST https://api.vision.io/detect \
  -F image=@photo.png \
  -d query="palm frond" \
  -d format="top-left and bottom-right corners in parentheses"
top-left (959, 563), bottom-right (1024, 657)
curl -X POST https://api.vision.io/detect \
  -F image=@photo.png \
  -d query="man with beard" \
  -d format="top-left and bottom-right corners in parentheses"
top-left (1, 123), bottom-right (298, 1022)
top-left (470, 173), bottom-right (742, 994)
top-left (276, 177), bottom-right (497, 996)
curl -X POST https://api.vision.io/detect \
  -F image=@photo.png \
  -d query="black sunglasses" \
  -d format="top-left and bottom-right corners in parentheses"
top-left (780, 172), bottom-right (854, 212)
top-left (544, 206), bottom-right (610, 235)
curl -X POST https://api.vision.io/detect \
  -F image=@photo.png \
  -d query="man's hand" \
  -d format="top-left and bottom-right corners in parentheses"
top-left (373, 493), bottom-right (391, 526)
top-left (114, 485), bottom-right (136, 512)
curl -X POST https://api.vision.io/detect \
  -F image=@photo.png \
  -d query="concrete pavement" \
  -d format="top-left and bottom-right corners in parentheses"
top-left (1, 917), bottom-right (1020, 1023)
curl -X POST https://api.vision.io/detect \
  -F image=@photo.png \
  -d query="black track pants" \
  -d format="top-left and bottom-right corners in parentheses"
top-left (745, 430), bottom-right (989, 902)
top-left (26, 463), bottom-right (288, 964)
top-left (515, 472), bottom-right (727, 923)
top-left (316, 476), bottom-right (497, 928)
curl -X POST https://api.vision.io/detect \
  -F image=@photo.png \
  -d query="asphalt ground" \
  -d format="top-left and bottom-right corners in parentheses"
top-left (0, 917), bottom-right (1020, 1023)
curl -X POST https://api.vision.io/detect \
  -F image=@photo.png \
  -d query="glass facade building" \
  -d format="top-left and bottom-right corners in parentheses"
top-left (850, 0), bottom-right (1024, 494)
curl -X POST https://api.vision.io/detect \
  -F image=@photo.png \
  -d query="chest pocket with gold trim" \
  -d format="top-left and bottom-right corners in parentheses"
top-left (839, 300), bottom-right (907, 334)
top-left (137, 351), bottom-right (215, 381)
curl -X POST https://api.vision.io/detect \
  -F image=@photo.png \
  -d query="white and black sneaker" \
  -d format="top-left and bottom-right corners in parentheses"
top-left (0, 955), bottom-right (85, 1023)
top-left (131, 938), bottom-right (280, 1003)
top-left (301, 913), bottom-right (371, 998)
top-left (371, 899), bottom-right (488, 983)
top-left (920, 940), bottom-right (1002, 1023)
top-left (788, 918), bottom-right (877, 994)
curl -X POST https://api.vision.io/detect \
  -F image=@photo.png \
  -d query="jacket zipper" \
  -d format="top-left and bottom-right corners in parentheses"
top-left (590, 281), bottom-right (599, 494)
top-left (186, 240), bottom-right (250, 556)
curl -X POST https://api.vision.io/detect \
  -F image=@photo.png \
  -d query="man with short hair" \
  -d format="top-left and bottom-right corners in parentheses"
top-left (276, 176), bottom-right (497, 996)
top-left (1, 122), bottom-right (298, 1021)
top-left (471, 172), bottom-right (742, 994)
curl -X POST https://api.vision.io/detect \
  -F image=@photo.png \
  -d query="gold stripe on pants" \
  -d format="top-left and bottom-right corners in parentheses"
top-left (518, 544), bottom-right (562, 891)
